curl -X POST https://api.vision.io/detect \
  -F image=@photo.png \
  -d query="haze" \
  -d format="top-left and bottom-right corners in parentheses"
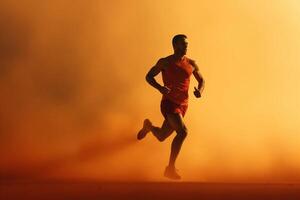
top-left (0, 0), bottom-right (300, 182)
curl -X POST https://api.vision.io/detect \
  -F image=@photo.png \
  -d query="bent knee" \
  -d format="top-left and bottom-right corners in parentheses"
top-left (177, 127), bottom-right (188, 138)
top-left (158, 134), bottom-right (170, 142)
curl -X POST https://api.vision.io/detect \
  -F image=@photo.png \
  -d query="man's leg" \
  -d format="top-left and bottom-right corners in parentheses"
top-left (164, 113), bottom-right (187, 179)
top-left (137, 119), bottom-right (174, 141)
top-left (150, 119), bottom-right (174, 142)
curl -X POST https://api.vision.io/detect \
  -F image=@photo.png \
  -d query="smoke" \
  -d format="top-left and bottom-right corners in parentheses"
top-left (0, 0), bottom-right (148, 180)
top-left (1, 0), bottom-right (300, 182)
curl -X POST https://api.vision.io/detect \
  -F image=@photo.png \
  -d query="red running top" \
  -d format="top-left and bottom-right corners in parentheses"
top-left (161, 55), bottom-right (194, 105)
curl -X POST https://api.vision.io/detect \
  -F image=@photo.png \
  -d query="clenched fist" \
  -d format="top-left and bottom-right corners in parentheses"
top-left (193, 87), bottom-right (201, 98)
top-left (159, 86), bottom-right (171, 95)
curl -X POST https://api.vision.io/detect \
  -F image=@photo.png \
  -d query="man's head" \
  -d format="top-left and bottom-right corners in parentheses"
top-left (172, 34), bottom-right (188, 56)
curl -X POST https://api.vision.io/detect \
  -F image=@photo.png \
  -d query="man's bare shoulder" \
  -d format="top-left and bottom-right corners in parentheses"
top-left (186, 57), bottom-right (195, 64)
top-left (187, 57), bottom-right (199, 71)
top-left (156, 55), bottom-right (172, 69)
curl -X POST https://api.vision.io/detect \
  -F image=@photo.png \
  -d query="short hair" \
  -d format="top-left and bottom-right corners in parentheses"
top-left (172, 34), bottom-right (187, 46)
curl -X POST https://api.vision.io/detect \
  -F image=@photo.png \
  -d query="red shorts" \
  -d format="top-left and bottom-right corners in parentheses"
top-left (160, 99), bottom-right (188, 119)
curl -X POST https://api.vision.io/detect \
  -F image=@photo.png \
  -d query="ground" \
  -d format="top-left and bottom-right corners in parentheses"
top-left (1, 181), bottom-right (300, 200)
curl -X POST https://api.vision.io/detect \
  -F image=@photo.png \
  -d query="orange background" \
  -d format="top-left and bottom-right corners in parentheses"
top-left (0, 0), bottom-right (300, 182)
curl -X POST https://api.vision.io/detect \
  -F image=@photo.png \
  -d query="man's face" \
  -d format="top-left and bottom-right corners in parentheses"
top-left (174, 38), bottom-right (188, 55)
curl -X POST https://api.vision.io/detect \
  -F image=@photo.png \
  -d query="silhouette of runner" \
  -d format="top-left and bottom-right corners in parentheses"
top-left (137, 34), bottom-right (205, 180)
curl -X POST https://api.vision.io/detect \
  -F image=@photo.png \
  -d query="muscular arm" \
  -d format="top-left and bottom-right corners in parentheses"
top-left (190, 59), bottom-right (205, 94)
top-left (146, 58), bottom-right (169, 94)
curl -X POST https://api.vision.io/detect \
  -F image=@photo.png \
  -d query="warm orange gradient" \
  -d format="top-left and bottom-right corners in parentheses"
top-left (0, 0), bottom-right (300, 182)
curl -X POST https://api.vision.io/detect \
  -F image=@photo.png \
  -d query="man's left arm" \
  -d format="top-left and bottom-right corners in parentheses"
top-left (190, 60), bottom-right (205, 98)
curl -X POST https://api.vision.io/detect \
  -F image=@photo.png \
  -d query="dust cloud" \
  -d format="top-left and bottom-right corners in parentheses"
top-left (0, 0), bottom-right (300, 182)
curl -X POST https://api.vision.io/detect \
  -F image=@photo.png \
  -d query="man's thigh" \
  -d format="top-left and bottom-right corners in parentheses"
top-left (165, 113), bottom-right (187, 133)
top-left (160, 119), bottom-right (174, 136)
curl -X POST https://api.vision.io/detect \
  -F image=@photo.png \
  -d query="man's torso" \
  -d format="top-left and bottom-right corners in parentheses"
top-left (161, 55), bottom-right (194, 105)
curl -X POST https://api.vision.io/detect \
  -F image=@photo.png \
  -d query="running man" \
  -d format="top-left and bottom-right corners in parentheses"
top-left (137, 34), bottom-right (205, 180)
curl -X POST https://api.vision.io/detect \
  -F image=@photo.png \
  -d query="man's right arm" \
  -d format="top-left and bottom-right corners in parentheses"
top-left (145, 59), bottom-right (170, 95)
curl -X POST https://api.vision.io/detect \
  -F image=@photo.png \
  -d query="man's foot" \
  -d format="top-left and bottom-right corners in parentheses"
top-left (137, 119), bottom-right (152, 140)
top-left (164, 165), bottom-right (181, 180)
